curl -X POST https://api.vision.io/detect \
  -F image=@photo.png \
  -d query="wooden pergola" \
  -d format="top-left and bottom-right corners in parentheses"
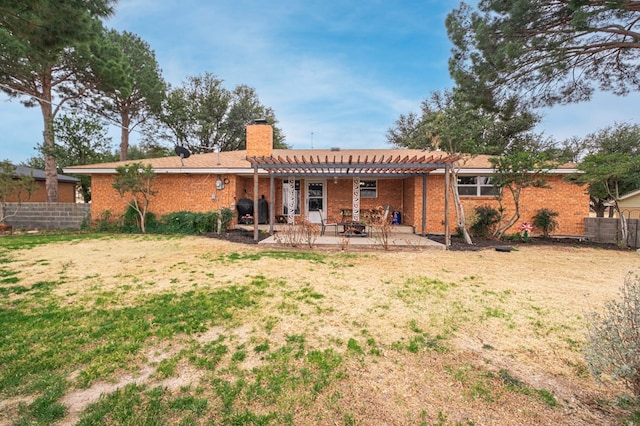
top-left (246, 152), bottom-right (459, 248)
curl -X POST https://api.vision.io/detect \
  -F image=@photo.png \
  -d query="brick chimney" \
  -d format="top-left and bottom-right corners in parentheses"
top-left (246, 119), bottom-right (273, 157)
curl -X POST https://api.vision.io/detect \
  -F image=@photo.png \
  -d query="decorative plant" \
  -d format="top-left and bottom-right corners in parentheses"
top-left (275, 218), bottom-right (319, 248)
top-left (516, 222), bottom-right (535, 242)
top-left (369, 205), bottom-right (392, 250)
top-left (532, 208), bottom-right (559, 238)
top-left (300, 220), bottom-right (320, 248)
top-left (112, 163), bottom-right (157, 233)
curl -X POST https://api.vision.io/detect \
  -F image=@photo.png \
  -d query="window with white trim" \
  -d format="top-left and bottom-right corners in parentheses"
top-left (360, 180), bottom-right (377, 198)
top-left (457, 176), bottom-right (497, 196)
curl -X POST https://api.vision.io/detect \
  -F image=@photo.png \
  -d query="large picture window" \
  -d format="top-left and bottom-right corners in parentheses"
top-left (282, 179), bottom-right (300, 214)
top-left (457, 176), bottom-right (496, 197)
top-left (360, 180), bottom-right (377, 198)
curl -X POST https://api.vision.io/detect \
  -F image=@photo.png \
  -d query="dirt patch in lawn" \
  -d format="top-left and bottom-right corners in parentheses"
top-left (3, 234), bottom-right (640, 425)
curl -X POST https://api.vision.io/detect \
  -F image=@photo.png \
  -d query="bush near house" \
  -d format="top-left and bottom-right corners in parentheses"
top-left (94, 209), bottom-right (234, 235)
top-left (532, 208), bottom-right (559, 238)
top-left (585, 273), bottom-right (640, 400)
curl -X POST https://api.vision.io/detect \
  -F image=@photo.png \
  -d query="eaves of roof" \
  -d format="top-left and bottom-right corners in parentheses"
top-left (619, 188), bottom-right (640, 201)
top-left (15, 166), bottom-right (80, 182)
top-left (61, 149), bottom-right (580, 176)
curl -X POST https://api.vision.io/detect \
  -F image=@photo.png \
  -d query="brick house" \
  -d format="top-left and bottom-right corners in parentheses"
top-left (8, 166), bottom-right (79, 203)
top-left (64, 121), bottom-right (589, 237)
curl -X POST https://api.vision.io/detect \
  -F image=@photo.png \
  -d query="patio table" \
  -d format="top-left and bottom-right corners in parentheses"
top-left (338, 222), bottom-right (368, 237)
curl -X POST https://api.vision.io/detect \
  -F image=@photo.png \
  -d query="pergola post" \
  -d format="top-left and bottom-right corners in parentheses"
top-left (269, 173), bottom-right (275, 235)
top-left (352, 177), bottom-right (360, 221)
top-left (253, 163), bottom-right (259, 241)
top-left (287, 177), bottom-right (295, 224)
top-left (444, 162), bottom-right (451, 249)
top-left (422, 174), bottom-right (428, 235)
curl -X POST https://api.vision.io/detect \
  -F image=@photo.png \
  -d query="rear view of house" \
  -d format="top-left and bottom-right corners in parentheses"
top-left (64, 121), bottom-right (589, 239)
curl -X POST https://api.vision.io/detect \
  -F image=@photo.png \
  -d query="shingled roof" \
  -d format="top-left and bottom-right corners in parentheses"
top-left (62, 149), bottom-right (578, 175)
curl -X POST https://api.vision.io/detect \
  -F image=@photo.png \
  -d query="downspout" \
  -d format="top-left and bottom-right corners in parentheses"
top-left (253, 163), bottom-right (259, 241)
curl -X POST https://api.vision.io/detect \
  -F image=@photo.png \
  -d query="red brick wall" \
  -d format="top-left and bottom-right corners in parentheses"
top-left (405, 174), bottom-right (589, 236)
top-left (91, 172), bottom-right (589, 236)
top-left (91, 174), bottom-right (239, 222)
top-left (230, 177), bottom-right (407, 222)
top-left (246, 123), bottom-right (273, 157)
top-left (323, 178), bottom-right (404, 220)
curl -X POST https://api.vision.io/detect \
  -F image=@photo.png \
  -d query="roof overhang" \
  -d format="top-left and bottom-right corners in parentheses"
top-left (431, 168), bottom-right (581, 175)
top-left (62, 167), bottom-right (254, 175)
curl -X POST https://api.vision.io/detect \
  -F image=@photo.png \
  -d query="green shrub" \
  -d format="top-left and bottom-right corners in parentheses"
top-left (470, 205), bottom-right (500, 238)
top-left (584, 273), bottom-right (640, 399)
top-left (157, 210), bottom-right (233, 234)
top-left (532, 208), bottom-right (559, 238)
top-left (94, 209), bottom-right (234, 235)
top-left (119, 205), bottom-right (157, 233)
top-left (94, 210), bottom-right (118, 232)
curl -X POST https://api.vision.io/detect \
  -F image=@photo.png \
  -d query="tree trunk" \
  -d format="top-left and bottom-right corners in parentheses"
top-left (40, 70), bottom-right (58, 202)
top-left (494, 188), bottom-right (521, 239)
top-left (591, 196), bottom-right (606, 217)
top-left (614, 202), bottom-right (628, 246)
top-left (120, 109), bottom-right (130, 161)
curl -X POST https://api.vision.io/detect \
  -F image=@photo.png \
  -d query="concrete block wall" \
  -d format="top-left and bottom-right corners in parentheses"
top-left (4, 202), bottom-right (90, 230)
top-left (584, 217), bottom-right (640, 247)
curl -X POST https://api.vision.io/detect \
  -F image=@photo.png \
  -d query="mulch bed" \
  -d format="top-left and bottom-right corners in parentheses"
top-left (428, 235), bottom-right (628, 252)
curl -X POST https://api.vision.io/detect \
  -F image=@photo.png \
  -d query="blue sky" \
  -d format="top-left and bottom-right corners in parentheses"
top-left (1, 0), bottom-right (639, 164)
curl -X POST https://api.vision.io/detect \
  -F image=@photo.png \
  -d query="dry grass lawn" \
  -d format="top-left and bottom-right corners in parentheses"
top-left (2, 235), bottom-right (639, 425)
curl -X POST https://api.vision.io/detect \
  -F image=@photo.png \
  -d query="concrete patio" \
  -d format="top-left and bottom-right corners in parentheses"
top-left (235, 224), bottom-right (446, 250)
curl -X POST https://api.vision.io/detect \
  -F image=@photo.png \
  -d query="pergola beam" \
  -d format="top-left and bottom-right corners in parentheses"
top-left (247, 152), bottom-right (459, 247)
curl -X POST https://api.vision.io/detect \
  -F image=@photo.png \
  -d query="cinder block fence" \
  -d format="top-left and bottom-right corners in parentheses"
top-left (3, 203), bottom-right (91, 230)
top-left (584, 217), bottom-right (640, 248)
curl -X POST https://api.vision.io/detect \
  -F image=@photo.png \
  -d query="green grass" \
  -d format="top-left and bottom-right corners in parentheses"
top-left (2, 229), bottom-right (362, 423)
top-left (499, 369), bottom-right (558, 407)
top-left (0, 233), bottom-right (627, 424)
top-left (216, 249), bottom-right (329, 264)
top-left (0, 232), bottom-right (109, 251)
top-left (396, 276), bottom-right (457, 301)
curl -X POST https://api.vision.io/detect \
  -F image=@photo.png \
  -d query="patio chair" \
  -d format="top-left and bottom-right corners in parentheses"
top-left (319, 213), bottom-right (337, 236)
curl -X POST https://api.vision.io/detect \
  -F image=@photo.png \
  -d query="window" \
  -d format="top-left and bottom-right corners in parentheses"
top-left (360, 180), bottom-right (377, 198)
top-left (457, 176), bottom-right (496, 197)
top-left (282, 179), bottom-right (300, 214)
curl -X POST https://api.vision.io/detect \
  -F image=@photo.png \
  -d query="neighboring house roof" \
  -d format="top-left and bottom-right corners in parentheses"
top-left (15, 166), bottom-right (80, 183)
top-left (63, 149), bottom-right (580, 175)
top-left (619, 189), bottom-right (640, 201)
